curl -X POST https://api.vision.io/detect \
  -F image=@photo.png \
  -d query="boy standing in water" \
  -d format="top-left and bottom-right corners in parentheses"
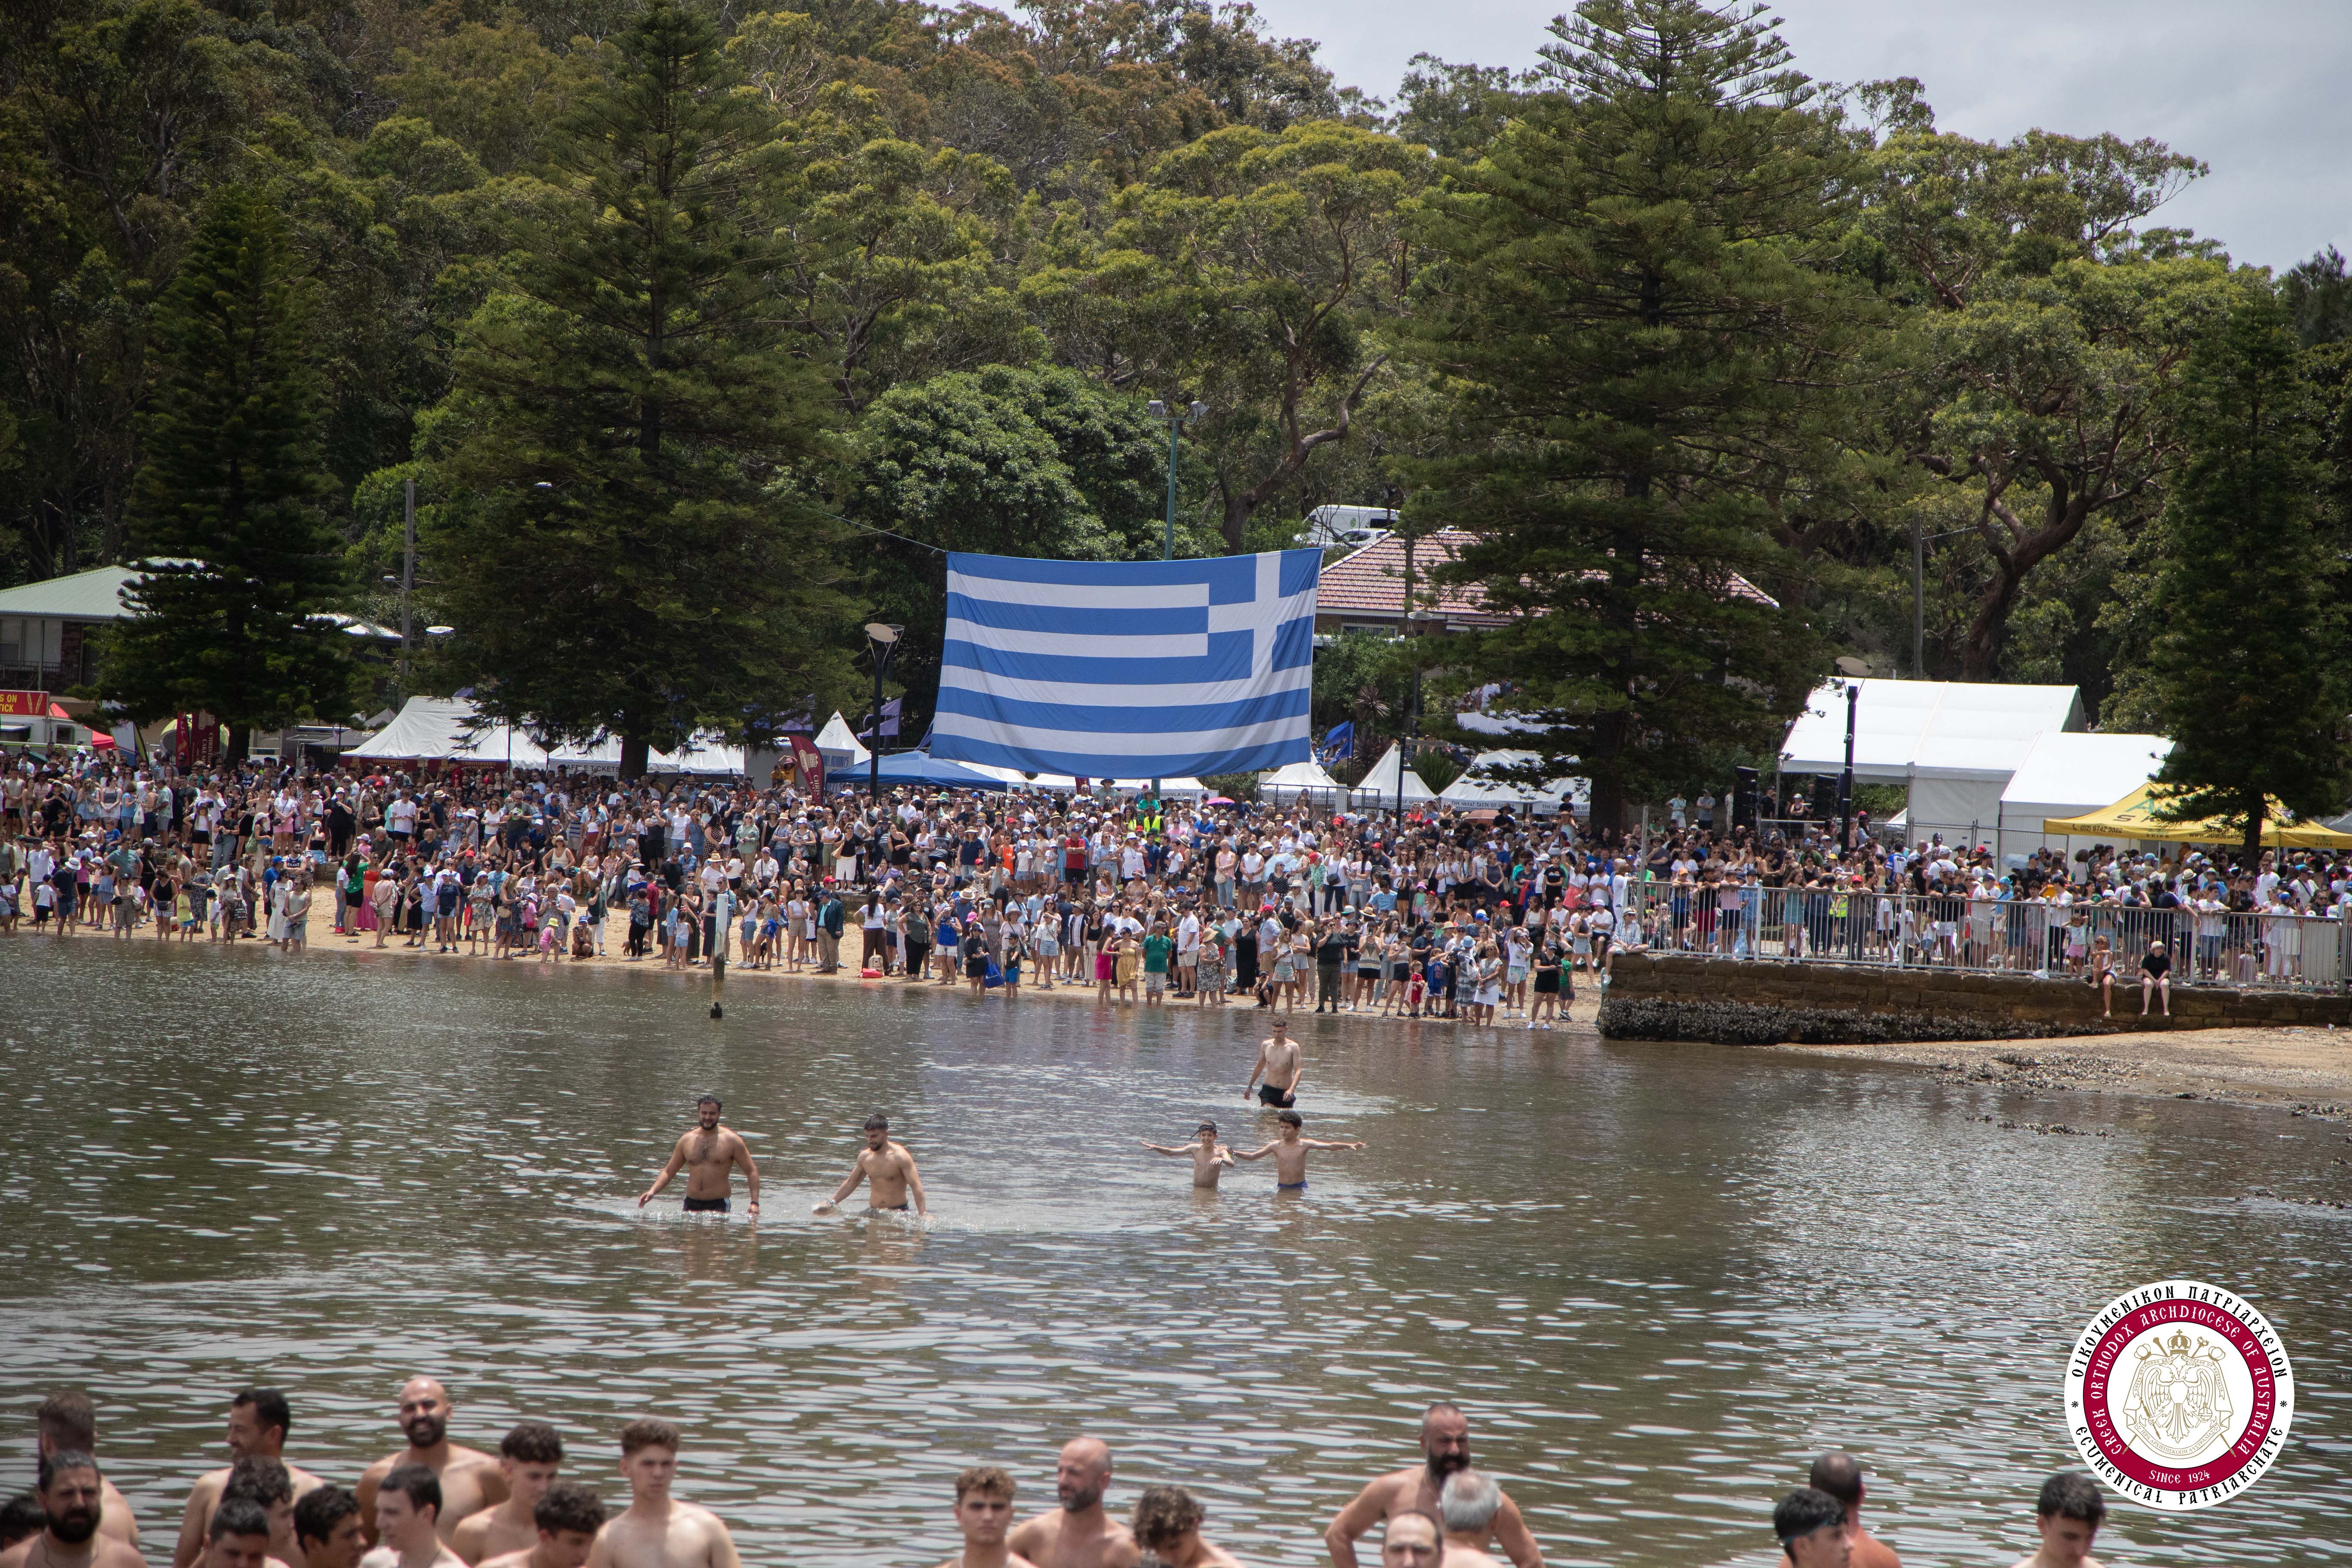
top-left (1140, 1123), bottom-right (1236, 1188)
top-left (1235, 1111), bottom-right (1365, 1192)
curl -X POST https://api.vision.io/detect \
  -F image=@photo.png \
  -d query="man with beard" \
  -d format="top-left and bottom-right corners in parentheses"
top-left (357, 1382), bottom-right (506, 1547)
top-left (637, 1097), bottom-right (760, 1217)
top-left (175, 1391), bottom-right (327, 1568)
top-left (1004, 1439), bottom-right (1136, 1568)
top-left (1323, 1405), bottom-right (1541, 1568)
top-left (475, 1484), bottom-right (603, 1568)
top-left (0, 1454), bottom-right (148, 1568)
top-left (34, 1394), bottom-right (141, 1551)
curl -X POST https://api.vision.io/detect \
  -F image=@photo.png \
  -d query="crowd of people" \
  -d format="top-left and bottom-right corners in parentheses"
top-left (5, 750), bottom-right (2347, 1014)
top-left (8, 1388), bottom-right (2119, 1568)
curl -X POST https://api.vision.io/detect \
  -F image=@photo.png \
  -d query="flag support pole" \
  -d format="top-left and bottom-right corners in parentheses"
top-left (1145, 397), bottom-right (1204, 805)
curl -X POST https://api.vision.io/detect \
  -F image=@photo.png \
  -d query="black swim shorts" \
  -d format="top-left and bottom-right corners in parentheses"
top-left (1257, 1084), bottom-right (1296, 1107)
top-left (682, 1196), bottom-right (730, 1213)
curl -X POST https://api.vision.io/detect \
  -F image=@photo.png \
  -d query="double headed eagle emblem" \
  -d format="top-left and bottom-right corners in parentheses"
top-left (2121, 1329), bottom-right (2234, 1458)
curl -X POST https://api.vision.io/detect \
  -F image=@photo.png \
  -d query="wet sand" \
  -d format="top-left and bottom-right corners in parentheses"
top-left (1773, 1025), bottom-right (2352, 1124)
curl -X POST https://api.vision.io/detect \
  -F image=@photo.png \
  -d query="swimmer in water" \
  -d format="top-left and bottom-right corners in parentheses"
top-left (1242, 1017), bottom-right (1302, 1107)
top-left (637, 1096), bottom-right (760, 1217)
top-left (814, 1114), bottom-right (928, 1216)
top-left (1234, 1110), bottom-right (1363, 1191)
top-left (1139, 1123), bottom-right (1235, 1189)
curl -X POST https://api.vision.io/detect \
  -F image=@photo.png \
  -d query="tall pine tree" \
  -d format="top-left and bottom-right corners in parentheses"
top-left (1402, 0), bottom-right (1870, 833)
top-left (104, 186), bottom-right (356, 750)
top-left (2147, 288), bottom-right (2349, 860)
top-left (430, 0), bottom-right (853, 775)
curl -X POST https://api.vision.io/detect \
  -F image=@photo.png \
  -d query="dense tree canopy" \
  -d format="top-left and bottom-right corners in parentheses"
top-left (101, 184), bottom-right (358, 746)
top-left (2, 0), bottom-right (2346, 818)
top-left (1400, 0), bottom-right (1864, 832)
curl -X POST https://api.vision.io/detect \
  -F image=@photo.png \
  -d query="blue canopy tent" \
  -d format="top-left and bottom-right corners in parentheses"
top-left (833, 749), bottom-right (1009, 792)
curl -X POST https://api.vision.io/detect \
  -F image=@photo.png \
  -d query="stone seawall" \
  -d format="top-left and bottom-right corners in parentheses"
top-left (1596, 952), bottom-right (2352, 1044)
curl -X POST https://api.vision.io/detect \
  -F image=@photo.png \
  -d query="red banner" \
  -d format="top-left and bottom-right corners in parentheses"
top-left (175, 712), bottom-right (222, 767)
top-left (0, 689), bottom-right (46, 718)
top-left (787, 733), bottom-right (824, 794)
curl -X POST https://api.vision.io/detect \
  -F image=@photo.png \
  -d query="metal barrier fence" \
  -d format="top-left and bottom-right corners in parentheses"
top-left (1612, 884), bottom-right (2351, 992)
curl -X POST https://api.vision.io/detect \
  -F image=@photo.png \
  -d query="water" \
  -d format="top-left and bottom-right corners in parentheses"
top-left (3, 939), bottom-right (2348, 1567)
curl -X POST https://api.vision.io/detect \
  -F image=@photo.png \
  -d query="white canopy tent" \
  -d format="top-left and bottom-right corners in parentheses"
top-left (1996, 731), bottom-right (2173, 859)
top-left (1439, 750), bottom-right (1584, 816)
top-left (346, 697), bottom-right (744, 773)
top-left (346, 696), bottom-right (549, 766)
top-left (814, 711), bottom-right (870, 772)
top-left (1348, 743), bottom-right (1436, 810)
top-left (541, 734), bottom-right (747, 775)
top-left (1259, 759), bottom-right (1347, 802)
top-left (1779, 678), bottom-right (2085, 844)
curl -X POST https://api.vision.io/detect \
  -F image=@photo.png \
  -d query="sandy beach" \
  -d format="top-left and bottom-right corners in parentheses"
top-left (1773, 1026), bottom-right (2352, 1123)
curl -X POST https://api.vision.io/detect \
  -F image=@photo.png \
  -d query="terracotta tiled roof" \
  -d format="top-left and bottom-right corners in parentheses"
top-left (1316, 530), bottom-right (1503, 625)
top-left (1316, 528), bottom-right (1779, 620)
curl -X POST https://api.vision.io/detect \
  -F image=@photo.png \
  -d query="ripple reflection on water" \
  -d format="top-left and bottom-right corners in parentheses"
top-left (1, 940), bottom-right (2347, 1568)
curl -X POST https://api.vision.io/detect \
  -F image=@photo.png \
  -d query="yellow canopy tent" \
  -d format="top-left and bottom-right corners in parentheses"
top-left (2043, 783), bottom-right (2352, 848)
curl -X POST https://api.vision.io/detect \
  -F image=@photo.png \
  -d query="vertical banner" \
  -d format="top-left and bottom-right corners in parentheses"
top-left (175, 712), bottom-right (222, 767)
top-left (787, 733), bottom-right (825, 794)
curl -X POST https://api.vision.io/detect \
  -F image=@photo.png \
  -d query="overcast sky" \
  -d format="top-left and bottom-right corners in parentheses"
top-left (1246, 0), bottom-right (2349, 273)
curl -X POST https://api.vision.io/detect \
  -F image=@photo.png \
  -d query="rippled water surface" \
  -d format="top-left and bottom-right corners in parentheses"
top-left (3, 939), bottom-right (2349, 1567)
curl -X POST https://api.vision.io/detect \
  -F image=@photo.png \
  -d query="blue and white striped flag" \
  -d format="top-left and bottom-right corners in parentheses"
top-left (929, 549), bottom-right (1321, 779)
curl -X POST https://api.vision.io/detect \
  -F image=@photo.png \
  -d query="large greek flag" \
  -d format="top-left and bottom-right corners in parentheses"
top-left (929, 548), bottom-right (1320, 779)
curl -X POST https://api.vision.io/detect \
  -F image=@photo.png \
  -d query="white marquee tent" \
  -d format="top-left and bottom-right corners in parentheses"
top-left (1348, 743), bottom-right (1436, 810)
top-left (346, 697), bottom-right (548, 766)
top-left (1779, 678), bottom-right (2085, 843)
top-left (346, 696), bottom-right (745, 773)
top-left (1438, 750), bottom-right (1587, 816)
top-left (814, 711), bottom-right (870, 773)
top-left (1995, 731), bottom-right (2173, 858)
top-left (1259, 758), bottom-right (1347, 802)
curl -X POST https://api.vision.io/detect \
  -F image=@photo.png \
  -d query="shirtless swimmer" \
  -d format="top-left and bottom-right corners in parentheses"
top-left (814, 1114), bottom-right (928, 1216)
top-left (1139, 1124), bottom-right (1234, 1189)
top-left (637, 1097), bottom-right (759, 1217)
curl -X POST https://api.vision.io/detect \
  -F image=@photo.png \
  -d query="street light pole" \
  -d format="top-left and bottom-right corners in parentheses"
top-left (864, 622), bottom-right (901, 805)
top-left (1838, 679), bottom-right (1859, 853)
